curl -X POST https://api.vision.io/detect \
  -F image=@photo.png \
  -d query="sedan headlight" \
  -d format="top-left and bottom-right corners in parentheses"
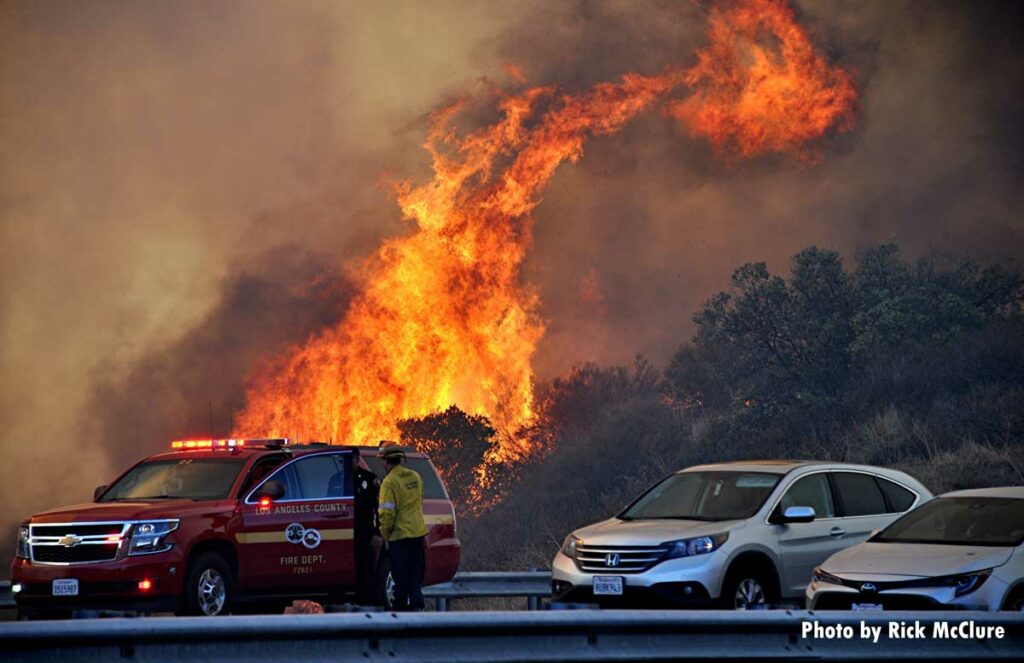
top-left (129, 520), bottom-right (179, 556)
top-left (947, 570), bottom-right (991, 597)
top-left (812, 567), bottom-right (845, 586)
top-left (560, 535), bottom-right (581, 559)
top-left (16, 525), bottom-right (29, 559)
top-left (663, 532), bottom-right (729, 560)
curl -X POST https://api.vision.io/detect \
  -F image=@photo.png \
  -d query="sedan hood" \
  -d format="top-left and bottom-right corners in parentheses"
top-left (823, 541), bottom-right (1014, 578)
top-left (573, 517), bottom-right (744, 546)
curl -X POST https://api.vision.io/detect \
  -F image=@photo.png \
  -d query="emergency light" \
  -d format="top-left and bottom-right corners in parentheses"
top-left (169, 438), bottom-right (290, 450)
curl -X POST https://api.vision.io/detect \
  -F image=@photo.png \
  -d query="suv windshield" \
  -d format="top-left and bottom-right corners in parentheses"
top-left (620, 471), bottom-right (780, 521)
top-left (873, 496), bottom-right (1024, 547)
top-left (100, 458), bottom-right (247, 502)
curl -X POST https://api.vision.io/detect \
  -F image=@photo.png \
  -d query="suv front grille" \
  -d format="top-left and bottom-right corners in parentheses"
top-left (32, 544), bottom-right (120, 564)
top-left (576, 544), bottom-right (668, 573)
top-left (29, 522), bottom-right (131, 565)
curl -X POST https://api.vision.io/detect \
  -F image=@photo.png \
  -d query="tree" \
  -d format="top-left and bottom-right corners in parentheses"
top-left (396, 405), bottom-right (500, 513)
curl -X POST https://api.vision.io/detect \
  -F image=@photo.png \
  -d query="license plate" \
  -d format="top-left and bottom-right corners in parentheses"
top-left (593, 576), bottom-right (624, 596)
top-left (852, 602), bottom-right (883, 612)
top-left (52, 579), bottom-right (79, 596)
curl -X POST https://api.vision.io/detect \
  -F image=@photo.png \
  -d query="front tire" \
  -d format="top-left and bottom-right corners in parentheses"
top-left (180, 552), bottom-right (233, 616)
top-left (1003, 588), bottom-right (1024, 612)
top-left (721, 567), bottom-right (778, 610)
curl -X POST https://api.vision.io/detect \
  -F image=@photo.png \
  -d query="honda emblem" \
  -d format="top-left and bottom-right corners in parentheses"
top-left (605, 553), bottom-right (621, 567)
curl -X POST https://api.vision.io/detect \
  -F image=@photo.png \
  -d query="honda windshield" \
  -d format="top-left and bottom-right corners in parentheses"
top-left (873, 496), bottom-right (1024, 547)
top-left (619, 471), bottom-right (780, 521)
top-left (99, 458), bottom-right (247, 502)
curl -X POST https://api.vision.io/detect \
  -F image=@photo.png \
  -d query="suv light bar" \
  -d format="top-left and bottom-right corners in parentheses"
top-left (170, 438), bottom-right (289, 450)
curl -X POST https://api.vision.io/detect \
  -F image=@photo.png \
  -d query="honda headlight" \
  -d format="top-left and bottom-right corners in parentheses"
top-left (560, 535), bottom-right (581, 559)
top-left (663, 532), bottom-right (729, 560)
top-left (129, 520), bottom-right (179, 556)
top-left (16, 525), bottom-right (29, 559)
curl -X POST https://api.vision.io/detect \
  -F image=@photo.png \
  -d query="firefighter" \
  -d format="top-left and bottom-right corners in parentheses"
top-left (377, 442), bottom-right (428, 611)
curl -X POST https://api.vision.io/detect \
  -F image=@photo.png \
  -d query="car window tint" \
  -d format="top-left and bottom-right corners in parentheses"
top-left (363, 455), bottom-right (447, 500)
top-left (877, 478), bottom-right (916, 512)
top-left (239, 456), bottom-right (286, 497)
top-left (404, 458), bottom-right (447, 499)
top-left (833, 472), bottom-right (887, 516)
top-left (779, 474), bottom-right (835, 518)
top-left (293, 454), bottom-right (346, 499)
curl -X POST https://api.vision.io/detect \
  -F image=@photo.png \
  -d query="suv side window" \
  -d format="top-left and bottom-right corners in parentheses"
top-left (292, 454), bottom-right (347, 499)
top-left (778, 473), bottom-right (835, 519)
top-left (833, 472), bottom-right (887, 517)
top-left (238, 455), bottom-right (286, 498)
top-left (876, 477), bottom-right (916, 512)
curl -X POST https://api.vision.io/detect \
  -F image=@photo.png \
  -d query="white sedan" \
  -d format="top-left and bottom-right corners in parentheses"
top-left (807, 486), bottom-right (1024, 611)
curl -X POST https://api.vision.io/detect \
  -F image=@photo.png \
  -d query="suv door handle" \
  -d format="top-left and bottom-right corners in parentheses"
top-left (829, 527), bottom-right (846, 537)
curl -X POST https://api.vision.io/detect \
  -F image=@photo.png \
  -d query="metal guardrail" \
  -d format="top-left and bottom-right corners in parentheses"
top-left (1, 610), bottom-right (1022, 661)
top-left (0, 572), bottom-right (552, 614)
top-left (423, 571), bottom-right (551, 611)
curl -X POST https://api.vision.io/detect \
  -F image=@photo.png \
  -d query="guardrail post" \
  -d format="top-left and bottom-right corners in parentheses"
top-left (435, 597), bottom-right (449, 612)
top-left (527, 596), bottom-right (539, 611)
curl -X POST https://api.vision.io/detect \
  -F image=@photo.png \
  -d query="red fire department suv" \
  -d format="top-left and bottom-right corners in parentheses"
top-left (11, 439), bottom-right (460, 617)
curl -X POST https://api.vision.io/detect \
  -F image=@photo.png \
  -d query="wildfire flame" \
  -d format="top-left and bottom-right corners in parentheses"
top-left (235, 0), bottom-right (857, 468)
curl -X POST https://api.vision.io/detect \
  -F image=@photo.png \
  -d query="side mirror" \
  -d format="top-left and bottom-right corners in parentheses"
top-left (256, 480), bottom-right (285, 501)
top-left (93, 484), bottom-right (108, 501)
top-left (781, 506), bottom-right (816, 523)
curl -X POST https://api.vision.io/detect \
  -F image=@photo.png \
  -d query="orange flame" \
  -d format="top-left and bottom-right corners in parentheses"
top-left (235, 0), bottom-right (856, 466)
top-left (670, 0), bottom-right (857, 160)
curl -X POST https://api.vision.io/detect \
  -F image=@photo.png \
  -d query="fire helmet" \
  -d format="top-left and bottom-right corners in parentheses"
top-left (378, 440), bottom-right (406, 463)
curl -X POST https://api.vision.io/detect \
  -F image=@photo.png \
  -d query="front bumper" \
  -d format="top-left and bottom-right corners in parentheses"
top-left (10, 551), bottom-right (185, 614)
top-left (806, 573), bottom-right (1010, 611)
top-left (551, 548), bottom-right (729, 607)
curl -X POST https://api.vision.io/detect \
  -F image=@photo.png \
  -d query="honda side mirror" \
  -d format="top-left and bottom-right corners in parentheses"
top-left (781, 506), bottom-right (816, 523)
top-left (93, 484), bottom-right (108, 501)
top-left (256, 480), bottom-right (285, 501)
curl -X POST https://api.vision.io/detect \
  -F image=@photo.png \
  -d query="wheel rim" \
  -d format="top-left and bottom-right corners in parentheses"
top-left (197, 568), bottom-right (226, 615)
top-left (734, 578), bottom-right (766, 609)
top-left (385, 571), bottom-right (396, 609)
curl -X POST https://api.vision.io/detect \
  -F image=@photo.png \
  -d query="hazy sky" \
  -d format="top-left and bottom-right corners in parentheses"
top-left (1, 1), bottom-right (1022, 546)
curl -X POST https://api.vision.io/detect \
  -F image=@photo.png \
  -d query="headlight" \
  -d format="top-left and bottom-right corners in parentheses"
top-left (812, 567), bottom-right (845, 585)
top-left (16, 525), bottom-right (29, 559)
top-left (948, 570), bottom-right (991, 597)
top-left (663, 532), bottom-right (729, 559)
top-left (560, 535), bottom-right (581, 559)
top-left (129, 520), bottom-right (179, 556)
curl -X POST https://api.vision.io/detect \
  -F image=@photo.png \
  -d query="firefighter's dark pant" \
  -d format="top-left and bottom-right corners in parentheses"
top-left (388, 536), bottom-right (425, 611)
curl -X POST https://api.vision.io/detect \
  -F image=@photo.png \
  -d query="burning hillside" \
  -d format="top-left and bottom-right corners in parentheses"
top-left (234, 0), bottom-right (857, 473)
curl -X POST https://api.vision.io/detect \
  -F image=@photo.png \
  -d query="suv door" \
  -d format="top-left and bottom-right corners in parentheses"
top-left (831, 471), bottom-right (905, 543)
top-left (771, 472), bottom-right (848, 597)
top-left (238, 451), bottom-right (356, 591)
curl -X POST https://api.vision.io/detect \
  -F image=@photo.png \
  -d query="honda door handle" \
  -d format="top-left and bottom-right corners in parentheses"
top-left (829, 527), bottom-right (846, 537)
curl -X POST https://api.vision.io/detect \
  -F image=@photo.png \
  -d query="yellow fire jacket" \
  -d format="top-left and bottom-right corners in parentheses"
top-left (378, 464), bottom-right (429, 542)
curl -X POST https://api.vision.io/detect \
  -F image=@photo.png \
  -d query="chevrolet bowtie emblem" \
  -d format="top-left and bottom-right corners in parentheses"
top-left (58, 534), bottom-right (83, 547)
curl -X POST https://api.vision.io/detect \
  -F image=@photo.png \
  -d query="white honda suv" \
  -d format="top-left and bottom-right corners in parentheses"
top-left (551, 461), bottom-right (932, 608)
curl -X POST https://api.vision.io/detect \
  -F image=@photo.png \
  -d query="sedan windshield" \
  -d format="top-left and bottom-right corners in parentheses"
top-left (99, 458), bottom-right (247, 502)
top-left (620, 471), bottom-right (780, 521)
top-left (874, 497), bottom-right (1024, 547)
